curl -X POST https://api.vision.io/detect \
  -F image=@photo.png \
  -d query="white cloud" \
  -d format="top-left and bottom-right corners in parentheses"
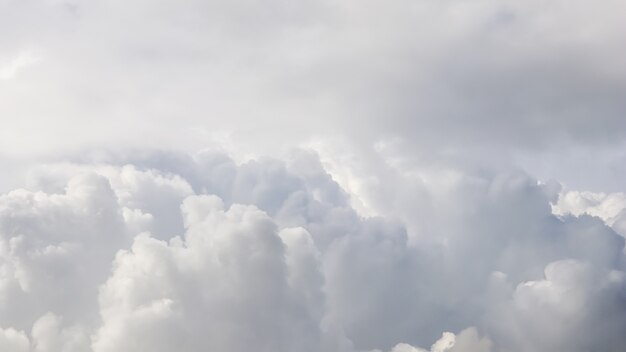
top-left (2, 0), bottom-right (626, 350)
top-left (0, 173), bottom-right (128, 329)
top-left (383, 327), bottom-right (491, 352)
top-left (0, 150), bottom-right (623, 351)
top-left (0, 51), bottom-right (41, 80)
top-left (485, 259), bottom-right (626, 351)
top-left (31, 313), bottom-right (89, 352)
top-left (0, 326), bottom-right (30, 352)
top-left (553, 190), bottom-right (626, 237)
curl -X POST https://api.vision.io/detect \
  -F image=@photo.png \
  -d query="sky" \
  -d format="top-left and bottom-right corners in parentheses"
top-left (1, 0), bottom-right (626, 351)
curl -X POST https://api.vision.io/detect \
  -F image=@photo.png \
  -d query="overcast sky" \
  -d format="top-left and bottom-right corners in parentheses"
top-left (1, 1), bottom-right (626, 351)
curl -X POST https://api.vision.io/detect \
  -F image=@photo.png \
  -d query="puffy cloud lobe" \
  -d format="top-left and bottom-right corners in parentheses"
top-left (0, 326), bottom-right (30, 352)
top-left (484, 260), bottom-right (626, 352)
top-left (0, 150), bottom-right (624, 351)
top-left (382, 328), bottom-right (491, 352)
top-left (93, 196), bottom-right (330, 352)
top-left (554, 190), bottom-right (626, 237)
top-left (0, 173), bottom-right (127, 329)
top-left (31, 313), bottom-right (89, 352)
top-left (312, 147), bottom-right (626, 349)
top-left (26, 164), bottom-right (194, 239)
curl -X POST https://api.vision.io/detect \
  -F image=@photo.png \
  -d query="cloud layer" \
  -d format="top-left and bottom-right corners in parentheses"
top-left (2, 0), bottom-right (626, 192)
top-left (2, 1), bottom-right (626, 351)
top-left (0, 150), bottom-right (624, 351)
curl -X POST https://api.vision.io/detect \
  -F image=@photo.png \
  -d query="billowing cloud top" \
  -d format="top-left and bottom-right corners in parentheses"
top-left (0, 150), bottom-right (624, 352)
top-left (1, 1), bottom-right (626, 351)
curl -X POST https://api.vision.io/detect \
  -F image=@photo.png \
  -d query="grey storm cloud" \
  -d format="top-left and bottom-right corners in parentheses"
top-left (2, 0), bottom-right (626, 351)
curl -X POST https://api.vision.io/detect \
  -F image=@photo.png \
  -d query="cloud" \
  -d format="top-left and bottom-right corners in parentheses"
top-left (484, 259), bottom-right (626, 351)
top-left (0, 149), bottom-right (624, 351)
top-left (2, 1), bottom-right (626, 349)
top-left (92, 197), bottom-right (331, 352)
top-left (0, 326), bottom-right (30, 352)
top-left (2, 0), bottom-right (626, 192)
top-left (31, 313), bottom-right (89, 352)
top-left (381, 327), bottom-right (491, 352)
top-left (0, 173), bottom-right (128, 330)
top-left (0, 51), bottom-right (41, 80)
top-left (554, 190), bottom-right (626, 237)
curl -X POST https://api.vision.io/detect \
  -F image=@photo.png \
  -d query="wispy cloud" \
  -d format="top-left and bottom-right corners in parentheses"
top-left (0, 51), bottom-right (41, 80)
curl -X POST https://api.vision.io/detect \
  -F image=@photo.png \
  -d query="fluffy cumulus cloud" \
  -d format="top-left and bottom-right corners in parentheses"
top-left (2, 0), bottom-right (626, 351)
top-left (0, 150), bottom-right (624, 352)
top-left (554, 190), bottom-right (626, 237)
top-left (385, 328), bottom-right (491, 352)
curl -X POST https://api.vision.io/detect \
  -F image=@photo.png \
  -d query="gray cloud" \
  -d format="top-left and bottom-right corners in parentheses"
top-left (2, 0), bottom-right (626, 189)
